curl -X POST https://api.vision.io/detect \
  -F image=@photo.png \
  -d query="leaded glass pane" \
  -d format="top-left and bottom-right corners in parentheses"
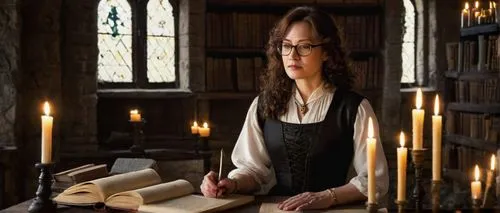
top-left (147, 0), bottom-right (175, 83)
top-left (402, 0), bottom-right (415, 83)
top-left (97, 0), bottom-right (133, 83)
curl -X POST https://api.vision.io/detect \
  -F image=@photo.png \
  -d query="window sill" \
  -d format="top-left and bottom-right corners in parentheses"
top-left (97, 89), bottom-right (194, 99)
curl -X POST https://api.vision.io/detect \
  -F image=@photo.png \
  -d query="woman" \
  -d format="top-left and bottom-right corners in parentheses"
top-left (200, 6), bottom-right (388, 211)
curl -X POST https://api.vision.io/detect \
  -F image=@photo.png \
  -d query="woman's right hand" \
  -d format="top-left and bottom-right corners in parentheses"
top-left (200, 171), bottom-right (237, 198)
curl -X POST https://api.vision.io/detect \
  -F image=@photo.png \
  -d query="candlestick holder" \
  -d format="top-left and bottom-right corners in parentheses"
top-left (472, 198), bottom-right (481, 209)
top-left (366, 202), bottom-right (378, 213)
top-left (193, 134), bottom-right (200, 155)
top-left (411, 148), bottom-right (426, 211)
top-left (200, 136), bottom-right (211, 174)
top-left (28, 163), bottom-right (57, 213)
top-left (482, 171), bottom-right (496, 208)
top-left (395, 200), bottom-right (406, 213)
top-left (129, 119), bottom-right (146, 153)
top-left (200, 136), bottom-right (209, 151)
top-left (431, 180), bottom-right (441, 212)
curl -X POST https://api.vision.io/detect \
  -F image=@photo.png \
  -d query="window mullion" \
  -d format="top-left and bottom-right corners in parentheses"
top-left (135, 0), bottom-right (148, 88)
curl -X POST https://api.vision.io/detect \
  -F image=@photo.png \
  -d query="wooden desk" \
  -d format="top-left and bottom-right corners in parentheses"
top-left (1, 197), bottom-right (372, 213)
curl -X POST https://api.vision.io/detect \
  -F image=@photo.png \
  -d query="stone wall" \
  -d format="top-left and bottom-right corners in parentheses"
top-left (0, 0), bottom-right (19, 147)
top-left (60, 0), bottom-right (98, 153)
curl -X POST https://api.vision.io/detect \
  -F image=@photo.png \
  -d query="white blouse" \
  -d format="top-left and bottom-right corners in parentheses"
top-left (227, 85), bottom-right (389, 201)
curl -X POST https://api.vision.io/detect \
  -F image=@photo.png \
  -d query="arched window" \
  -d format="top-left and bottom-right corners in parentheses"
top-left (401, 0), bottom-right (415, 84)
top-left (97, 0), bottom-right (177, 88)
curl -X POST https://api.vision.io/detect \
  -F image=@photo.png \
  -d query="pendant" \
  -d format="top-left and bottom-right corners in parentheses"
top-left (300, 105), bottom-right (308, 115)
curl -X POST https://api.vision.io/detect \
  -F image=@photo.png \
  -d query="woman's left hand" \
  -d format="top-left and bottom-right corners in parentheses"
top-left (277, 190), bottom-right (334, 211)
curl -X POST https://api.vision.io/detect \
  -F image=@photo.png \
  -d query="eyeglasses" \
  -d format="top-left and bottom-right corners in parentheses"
top-left (278, 43), bottom-right (324, 56)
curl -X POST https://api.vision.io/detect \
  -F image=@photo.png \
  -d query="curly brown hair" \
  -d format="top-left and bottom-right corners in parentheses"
top-left (258, 6), bottom-right (355, 120)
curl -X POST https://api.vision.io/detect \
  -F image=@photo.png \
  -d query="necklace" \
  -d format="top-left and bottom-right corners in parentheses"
top-left (294, 99), bottom-right (309, 115)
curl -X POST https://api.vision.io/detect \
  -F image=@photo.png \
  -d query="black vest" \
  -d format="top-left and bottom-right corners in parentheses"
top-left (258, 89), bottom-right (364, 195)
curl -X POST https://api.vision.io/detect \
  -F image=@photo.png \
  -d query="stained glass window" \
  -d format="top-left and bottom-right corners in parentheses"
top-left (97, 0), bottom-right (133, 83)
top-left (147, 0), bottom-right (175, 83)
top-left (401, 0), bottom-right (416, 83)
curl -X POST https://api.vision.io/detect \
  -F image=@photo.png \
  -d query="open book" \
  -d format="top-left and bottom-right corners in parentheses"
top-left (54, 168), bottom-right (254, 212)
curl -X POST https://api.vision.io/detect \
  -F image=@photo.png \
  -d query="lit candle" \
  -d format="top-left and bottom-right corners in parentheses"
top-left (397, 131), bottom-right (408, 202)
top-left (474, 1), bottom-right (480, 25)
top-left (471, 165), bottom-right (482, 200)
top-left (198, 122), bottom-right (211, 137)
top-left (412, 88), bottom-right (425, 150)
top-left (462, 2), bottom-right (471, 28)
top-left (486, 154), bottom-right (496, 188)
top-left (41, 102), bottom-right (53, 164)
top-left (432, 95), bottom-right (442, 181)
top-left (191, 121), bottom-right (199, 134)
top-left (367, 117), bottom-right (377, 204)
top-left (130, 109), bottom-right (141, 122)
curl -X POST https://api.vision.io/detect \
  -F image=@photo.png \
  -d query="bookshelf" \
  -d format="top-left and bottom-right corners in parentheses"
top-left (203, 0), bottom-right (385, 97)
top-left (443, 21), bottom-right (500, 173)
top-left (199, 0), bottom-right (386, 149)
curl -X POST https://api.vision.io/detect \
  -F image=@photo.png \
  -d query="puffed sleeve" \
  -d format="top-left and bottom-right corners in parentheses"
top-left (227, 97), bottom-right (277, 194)
top-left (348, 99), bottom-right (389, 201)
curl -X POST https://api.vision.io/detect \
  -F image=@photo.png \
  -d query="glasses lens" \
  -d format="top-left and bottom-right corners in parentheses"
top-left (297, 44), bottom-right (312, 56)
top-left (280, 43), bottom-right (292, 56)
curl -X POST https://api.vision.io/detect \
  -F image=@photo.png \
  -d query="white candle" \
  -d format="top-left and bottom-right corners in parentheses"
top-left (198, 122), bottom-right (211, 137)
top-left (412, 88), bottom-right (425, 150)
top-left (130, 109), bottom-right (141, 122)
top-left (471, 165), bottom-right (482, 200)
top-left (41, 102), bottom-right (53, 164)
top-left (462, 2), bottom-right (471, 28)
top-left (432, 95), bottom-right (442, 181)
top-left (486, 154), bottom-right (496, 188)
top-left (397, 131), bottom-right (408, 201)
top-left (191, 121), bottom-right (199, 134)
top-left (367, 117), bottom-right (377, 204)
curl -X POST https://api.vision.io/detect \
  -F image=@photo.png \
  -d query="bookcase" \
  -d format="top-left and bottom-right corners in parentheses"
top-left (202, 0), bottom-right (385, 113)
top-left (443, 23), bottom-right (500, 175)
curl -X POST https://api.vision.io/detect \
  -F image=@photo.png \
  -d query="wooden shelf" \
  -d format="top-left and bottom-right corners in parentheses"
top-left (206, 48), bottom-right (380, 57)
top-left (444, 134), bottom-right (497, 152)
top-left (461, 24), bottom-right (500, 37)
top-left (447, 102), bottom-right (500, 114)
top-left (206, 2), bottom-right (382, 14)
top-left (196, 92), bottom-right (258, 100)
top-left (445, 71), bottom-right (499, 80)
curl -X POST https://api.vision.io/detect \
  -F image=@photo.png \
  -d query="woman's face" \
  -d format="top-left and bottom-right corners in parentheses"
top-left (281, 21), bottom-right (327, 82)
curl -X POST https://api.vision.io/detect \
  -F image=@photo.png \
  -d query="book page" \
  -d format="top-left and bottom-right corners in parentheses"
top-left (92, 168), bottom-right (161, 199)
top-left (54, 168), bottom-right (161, 204)
top-left (106, 179), bottom-right (195, 210)
top-left (138, 194), bottom-right (254, 213)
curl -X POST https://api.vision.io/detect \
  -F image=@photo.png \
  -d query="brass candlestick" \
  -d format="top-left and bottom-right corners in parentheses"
top-left (395, 200), bottom-right (406, 213)
top-left (411, 149), bottom-right (426, 211)
top-left (366, 202), bottom-right (378, 213)
top-left (28, 163), bottom-right (57, 213)
top-left (130, 119), bottom-right (145, 153)
top-left (431, 180), bottom-right (441, 212)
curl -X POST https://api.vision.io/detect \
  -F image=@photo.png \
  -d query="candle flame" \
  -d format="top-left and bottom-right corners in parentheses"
top-left (399, 131), bottom-right (405, 147)
top-left (416, 88), bottom-right (423, 109)
top-left (474, 165), bottom-right (480, 181)
top-left (368, 117), bottom-right (374, 138)
top-left (465, 2), bottom-right (470, 9)
top-left (475, 1), bottom-right (479, 8)
top-left (130, 109), bottom-right (139, 115)
top-left (490, 1), bottom-right (493, 9)
top-left (434, 95), bottom-right (440, 116)
top-left (491, 154), bottom-right (496, 171)
top-left (43, 102), bottom-right (50, 116)
top-left (193, 121), bottom-right (198, 127)
top-left (203, 122), bottom-right (209, 128)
